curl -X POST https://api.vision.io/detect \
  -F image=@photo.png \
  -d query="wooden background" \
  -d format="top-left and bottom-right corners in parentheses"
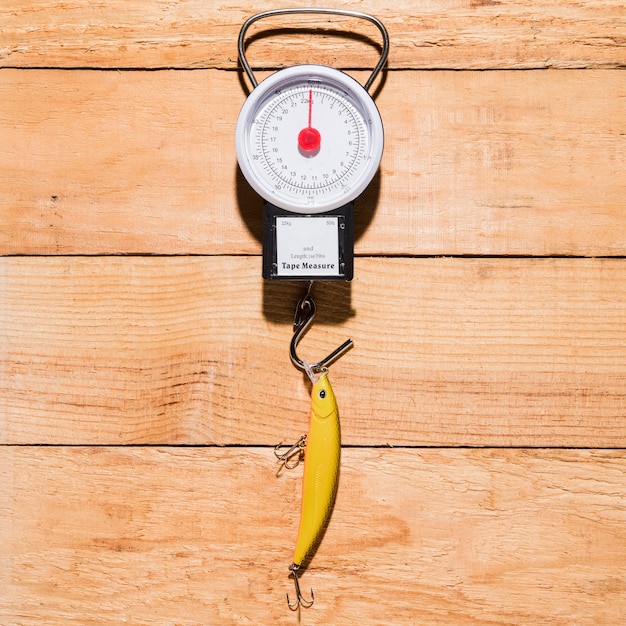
top-left (1, 2), bottom-right (625, 624)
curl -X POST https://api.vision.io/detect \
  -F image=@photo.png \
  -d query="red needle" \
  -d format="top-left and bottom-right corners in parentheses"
top-left (308, 88), bottom-right (313, 127)
top-left (298, 89), bottom-right (321, 154)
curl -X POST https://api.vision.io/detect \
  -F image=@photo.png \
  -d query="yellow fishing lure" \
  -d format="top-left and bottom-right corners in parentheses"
top-left (292, 369), bottom-right (340, 567)
top-left (285, 368), bottom-right (340, 609)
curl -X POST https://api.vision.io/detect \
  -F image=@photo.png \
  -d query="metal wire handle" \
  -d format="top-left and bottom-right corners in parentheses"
top-left (237, 8), bottom-right (389, 92)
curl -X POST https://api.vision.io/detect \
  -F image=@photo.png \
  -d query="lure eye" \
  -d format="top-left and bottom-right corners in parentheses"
top-left (318, 390), bottom-right (326, 399)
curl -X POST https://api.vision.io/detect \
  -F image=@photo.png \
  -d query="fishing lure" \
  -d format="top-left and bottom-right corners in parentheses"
top-left (286, 368), bottom-right (341, 609)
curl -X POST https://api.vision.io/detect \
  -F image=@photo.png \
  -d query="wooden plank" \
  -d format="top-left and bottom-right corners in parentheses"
top-left (1, 1), bottom-right (624, 69)
top-left (2, 256), bottom-right (625, 447)
top-left (1, 68), bottom-right (625, 257)
top-left (2, 447), bottom-right (625, 625)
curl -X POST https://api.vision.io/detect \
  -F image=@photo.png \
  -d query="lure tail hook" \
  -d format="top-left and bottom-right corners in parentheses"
top-left (290, 283), bottom-right (353, 375)
top-left (287, 564), bottom-right (314, 610)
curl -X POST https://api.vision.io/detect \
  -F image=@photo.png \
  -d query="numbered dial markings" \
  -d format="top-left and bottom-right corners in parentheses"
top-left (236, 66), bottom-right (383, 214)
top-left (256, 86), bottom-right (365, 197)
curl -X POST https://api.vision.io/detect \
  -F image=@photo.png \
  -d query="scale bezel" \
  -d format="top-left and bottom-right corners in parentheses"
top-left (235, 64), bottom-right (383, 215)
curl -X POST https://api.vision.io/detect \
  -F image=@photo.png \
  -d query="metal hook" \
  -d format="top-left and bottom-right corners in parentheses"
top-left (287, 564), bottom-right (314, 610)
top-left (290, 285), bottom-right (353, 374)
top-left (274, 434), bottom-right (307, 470)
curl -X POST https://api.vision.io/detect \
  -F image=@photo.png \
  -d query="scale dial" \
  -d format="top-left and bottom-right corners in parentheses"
top-left (236, 65), bottom-right (383, 214)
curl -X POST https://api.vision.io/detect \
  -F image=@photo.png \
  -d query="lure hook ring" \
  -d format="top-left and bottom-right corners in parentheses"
top-left (238, 7), bottom-right (389, 91)
top-left (290, 289), bottom-right (353, 374)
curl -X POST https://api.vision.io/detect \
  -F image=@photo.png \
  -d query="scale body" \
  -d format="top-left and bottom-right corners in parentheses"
top-left (235, 9), bottom-right (388, 281)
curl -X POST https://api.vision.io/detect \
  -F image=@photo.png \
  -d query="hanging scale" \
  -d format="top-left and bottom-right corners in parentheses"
top-left (236, 8), bottom-right (388, 281)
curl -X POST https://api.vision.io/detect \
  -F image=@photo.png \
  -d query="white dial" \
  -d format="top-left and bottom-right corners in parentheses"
top-left (236, 65), bottom-right (383, 214)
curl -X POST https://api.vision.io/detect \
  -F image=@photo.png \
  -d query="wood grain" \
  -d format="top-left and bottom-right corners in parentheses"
top-left (1, 69), bottom-right (624, 256)
top-left (1, 1), bottom-right (624, 69)
top-left (2, 256), bottom-right (625, 447)
top-left (2, 3), bottom-right (625, 623)
top-left (2, 447), bottom-right (625, 625)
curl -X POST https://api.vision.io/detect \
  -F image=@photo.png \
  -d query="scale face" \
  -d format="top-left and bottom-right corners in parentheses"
top-left (235, 9), bottom-right (388, 281)
top-left (236, 65), bottom-right (383, 216)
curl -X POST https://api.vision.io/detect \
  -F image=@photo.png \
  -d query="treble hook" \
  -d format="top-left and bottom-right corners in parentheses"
top-left (274, 434), bottom-right (307, 469)
top-left (287, 564), bottom-right (314, 610)
top-left (290, 283), bottom-right (353, 374)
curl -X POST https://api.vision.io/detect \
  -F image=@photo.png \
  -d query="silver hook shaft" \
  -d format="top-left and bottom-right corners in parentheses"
top-left (290, 292), bottom-right (353, 373)
top-left (238, 8), bottom-right (389, 90)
